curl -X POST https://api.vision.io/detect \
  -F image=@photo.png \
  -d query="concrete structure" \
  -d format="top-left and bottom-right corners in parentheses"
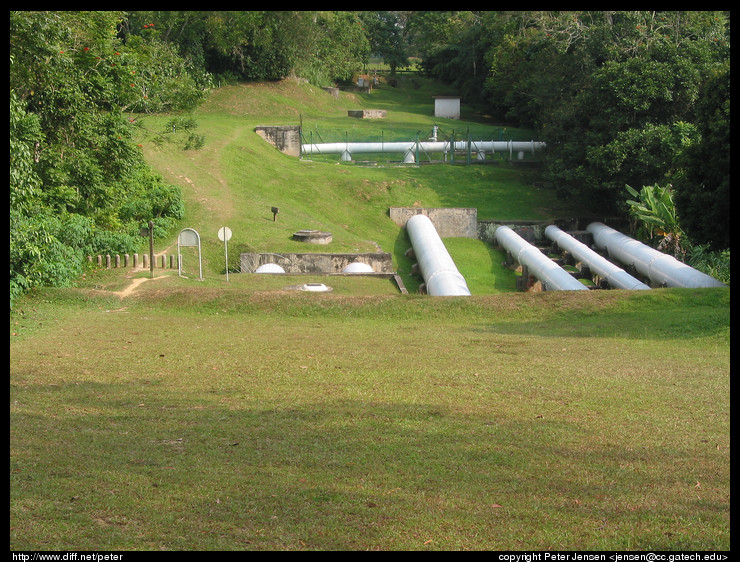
top-left (390, 207), bottom-right (478, 238)
top-left (241, 252), bottom-right (393, 275)
top-left (293, 230), bottom-right (332, 244)
top-left (433, 96), bottom-right (461, 119)
top-left (255, 125), bottom-right (301, 157)
top-left (348, 109), bottom-right (387, 119)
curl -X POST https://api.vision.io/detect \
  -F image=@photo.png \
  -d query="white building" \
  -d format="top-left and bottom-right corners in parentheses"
top-left (433, 96), bottom-right (461, 120)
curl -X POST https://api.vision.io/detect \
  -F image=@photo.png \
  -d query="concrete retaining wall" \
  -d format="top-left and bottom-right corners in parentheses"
top-left (255, 125), bottom-right (301, 157)
top-left (390, 207), bottom-right (478, 238)
top-left (87, 253), bottom-right (176, 269)
top-left (241, 252), bottom-right (394, 274)
top-left (348, 109), bottom-right (387, 119)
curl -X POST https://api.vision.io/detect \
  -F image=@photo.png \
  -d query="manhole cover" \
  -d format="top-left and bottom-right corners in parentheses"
top-left (293, 229), bottom-right (332, 244)
top-left (284, 283), bottom-right (333, 292)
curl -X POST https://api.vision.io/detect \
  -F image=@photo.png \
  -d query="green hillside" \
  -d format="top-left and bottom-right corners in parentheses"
top-left (135, 76), bottom-right (590, 294)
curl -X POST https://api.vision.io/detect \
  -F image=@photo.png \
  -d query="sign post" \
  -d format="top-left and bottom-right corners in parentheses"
top-left (148, 220), bottom-right (154, 278)
top-left (218, 226), bottom-right (232, 282)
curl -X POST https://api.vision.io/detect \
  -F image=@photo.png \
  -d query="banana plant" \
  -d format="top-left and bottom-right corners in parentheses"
top-left (625, 183), bottom-right (685, 258)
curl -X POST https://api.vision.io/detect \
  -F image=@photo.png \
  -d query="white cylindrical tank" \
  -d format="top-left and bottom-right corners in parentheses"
top-left (342, 262), bottom-right (374, 273)
top-left (255, 263), bottom-right (286, 274)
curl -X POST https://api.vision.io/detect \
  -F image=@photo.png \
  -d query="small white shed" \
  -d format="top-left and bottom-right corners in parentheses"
top-left (433, 96), bottom-right (461, 120)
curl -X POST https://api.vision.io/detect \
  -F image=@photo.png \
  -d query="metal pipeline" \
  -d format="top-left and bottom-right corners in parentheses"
top-left (302, 140), bottom-right (545, 162)
top-left (545, 225), bottom-right (651, 290)
top-left (406, 214), bottom-right (471, 296)
top-left (495, 225), bottom-right (588, 291)
top-left (586, 222), bottom-right (726, 288)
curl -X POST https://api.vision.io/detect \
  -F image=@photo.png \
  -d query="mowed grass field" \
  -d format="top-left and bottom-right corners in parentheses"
top-left (10, 76), bottom-right (730, 551)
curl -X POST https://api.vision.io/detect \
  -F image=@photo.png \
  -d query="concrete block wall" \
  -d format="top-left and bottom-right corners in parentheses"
top-left (347, 109), bottom-right (387, 119)
top-left (389, 207), bottom-right (478, 238)
top-left (255, 125), bottom-right (301, 157)
top-left (241, 252), bottom-right (394, 274)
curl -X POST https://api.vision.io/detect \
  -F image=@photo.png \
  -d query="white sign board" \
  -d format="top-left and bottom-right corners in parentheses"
top-left (177, 228), bottom-right (202, 280)
top-left (218, 226), bottom-right (232, 242)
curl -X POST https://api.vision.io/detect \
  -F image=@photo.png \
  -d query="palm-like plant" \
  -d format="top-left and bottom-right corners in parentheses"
top-left (625, 183), bottom-right (685, 258)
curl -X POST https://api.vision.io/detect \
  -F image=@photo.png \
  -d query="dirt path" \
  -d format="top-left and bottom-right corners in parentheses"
top-left (112, 272), bottom-right (169, 299)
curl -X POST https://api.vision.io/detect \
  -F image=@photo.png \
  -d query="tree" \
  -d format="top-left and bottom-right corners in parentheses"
top-left (121, 11), bottom-right (370, 86)
top-left (10, 11), bottom-right (188, 306)
top-left (673, 63), bottom-right (730, 250)
top-left (292, 11), bottom-right (370, 85)
top-left (476, 11), bottom-right (729, 219)
top-left (360, 11), bottom-right (410, 75)
top-left (410, 11), bottom-right (490, 101)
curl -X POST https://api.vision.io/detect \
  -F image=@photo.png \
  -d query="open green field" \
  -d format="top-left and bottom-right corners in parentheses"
top-left (10, 76), bottom-right (730, 551)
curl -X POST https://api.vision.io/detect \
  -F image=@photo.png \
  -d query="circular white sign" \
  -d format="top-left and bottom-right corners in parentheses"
top-left (218, 226), bottom-right (232, 242)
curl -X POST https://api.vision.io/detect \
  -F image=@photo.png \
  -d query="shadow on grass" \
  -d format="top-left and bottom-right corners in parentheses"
top-left (10, 380), bottom-right (730, 550)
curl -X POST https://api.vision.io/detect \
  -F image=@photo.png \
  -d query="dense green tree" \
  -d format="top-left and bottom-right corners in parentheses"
top-left (10, 11), bottom-right (189, 306)
top-left (292, 11), bottom-right (370, 85)
top-left (672, 63), bottom-right (730, 249)
top-left (475, 11), bottom-right (729, 220)
top-left (121, 11), bottom-right (370, 86)
top-left (410, 11), bottom-right (490, 101)
top-left (360, 11), bottom-right (410, 75)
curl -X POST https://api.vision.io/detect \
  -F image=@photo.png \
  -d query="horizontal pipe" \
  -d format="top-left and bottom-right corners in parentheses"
top-left (495, 226), bottom-right (588, 291)
top-left (302, 140), bottom-right (545, 158)
top-left (545, 225), bottom-right (651, 290)
top-left (406, 214), bottom-right (471, 296)
top-left (586, 222), bottom-right (726, 288)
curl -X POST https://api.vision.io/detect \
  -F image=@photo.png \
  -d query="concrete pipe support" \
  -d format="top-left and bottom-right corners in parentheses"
top-left (495, 225), bottom-right (588, 291)
top-left (586, 222), bottom-right (726, 288)
top-left (545, 225), bottom-right (651, 290)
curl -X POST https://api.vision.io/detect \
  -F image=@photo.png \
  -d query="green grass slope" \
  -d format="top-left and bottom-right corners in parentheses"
top-left (136, 77), bottom-right (589, 294)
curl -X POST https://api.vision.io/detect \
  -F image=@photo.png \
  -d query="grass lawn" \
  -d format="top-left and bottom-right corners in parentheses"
top-left (10, 283), bottom-right (730, 551)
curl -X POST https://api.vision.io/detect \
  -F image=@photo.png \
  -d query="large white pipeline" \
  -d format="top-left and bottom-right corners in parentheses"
top-left (586, 222), bottom-right (726, 288)
top-left (302, 140), bottom-right (546, 162)
top-left (545, 225), bottom-right (651, 290)
top-left (495, 225), bottom-right (588, 291)
top-left (406, 214), bottom-right (471, 296)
